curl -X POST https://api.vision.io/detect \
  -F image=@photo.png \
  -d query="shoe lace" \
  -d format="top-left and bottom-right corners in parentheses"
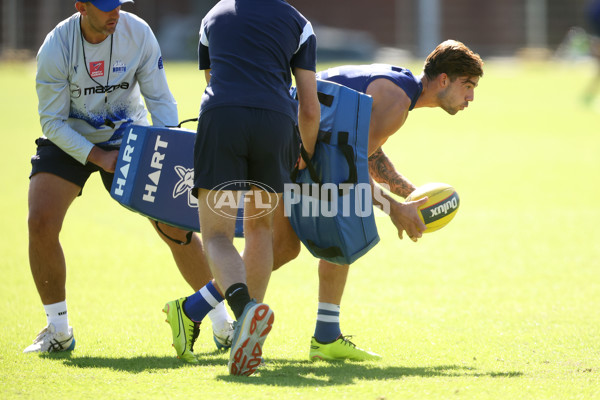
top-left (48, 335), bottom-right (71, 351)
top-left (340, 335), bottom-right (358, 348)
top-left (189, 323), bottom-right (200, 352)
top-left (33, 325), bottom-right (52, 343)
top-left (214, 322), bottom-right (234, 342)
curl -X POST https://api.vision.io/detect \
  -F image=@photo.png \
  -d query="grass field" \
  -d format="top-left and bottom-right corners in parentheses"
top-left (1, 58), bottom-right (599, 399)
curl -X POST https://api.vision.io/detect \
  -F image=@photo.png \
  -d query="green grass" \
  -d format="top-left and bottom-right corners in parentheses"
top-left (1, 59), bottom-right (600, 399)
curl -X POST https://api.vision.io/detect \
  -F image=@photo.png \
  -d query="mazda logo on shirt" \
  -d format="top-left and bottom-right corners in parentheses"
top-left (83, 82), bottom-right (130, 96)
top-left (70, 83), bottom-right (81, 98)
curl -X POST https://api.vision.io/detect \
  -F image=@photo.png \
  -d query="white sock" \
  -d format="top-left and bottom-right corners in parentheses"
top-left (208, 301), bottom-right (233, 332)
top-left (44, 301), bottom-right (69, 334)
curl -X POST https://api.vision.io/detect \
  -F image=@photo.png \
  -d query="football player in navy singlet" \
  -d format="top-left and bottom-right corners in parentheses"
top-left (272, 40), bottom-right (484, 361)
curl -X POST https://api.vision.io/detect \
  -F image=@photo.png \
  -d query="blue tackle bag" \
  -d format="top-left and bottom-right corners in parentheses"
top-left (285, 80), bottom-right (380, 265)
top-left (110, 123), bottom-right (244, 237)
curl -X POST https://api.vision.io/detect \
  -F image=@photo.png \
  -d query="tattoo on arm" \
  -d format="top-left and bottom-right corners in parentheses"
top-left (368, 147), bottom-right (416, 198)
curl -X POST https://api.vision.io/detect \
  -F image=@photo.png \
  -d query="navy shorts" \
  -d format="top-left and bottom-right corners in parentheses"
top-left (29, 137), bottom-right (116, 196)
top-left (194, 107), bottom-right (299, 194)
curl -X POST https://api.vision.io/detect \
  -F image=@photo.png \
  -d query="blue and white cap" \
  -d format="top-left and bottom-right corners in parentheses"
top-left (80, 0), bottom-right (133, 12)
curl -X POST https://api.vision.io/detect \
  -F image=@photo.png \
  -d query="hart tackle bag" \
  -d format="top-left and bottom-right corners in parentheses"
top-left (109, 121), bottom-right (244, 238)
top-left (285, 79), bottom-right (380, 265)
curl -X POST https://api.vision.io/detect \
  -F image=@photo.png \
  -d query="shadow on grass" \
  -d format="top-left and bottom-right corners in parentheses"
top-left (39, 352), bottom-right (227, 372)
top-left (217, 360), bottom-right (523, 386)
top-left (40, 353), bottom-right (522, 385)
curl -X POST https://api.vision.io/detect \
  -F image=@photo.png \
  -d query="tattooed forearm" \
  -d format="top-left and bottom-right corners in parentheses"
top-left (368, 147), bottom-right (416, 198)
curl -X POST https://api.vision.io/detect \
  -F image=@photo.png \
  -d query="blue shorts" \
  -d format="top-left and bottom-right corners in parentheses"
top-left (29, 137), bottom-right (115, 196)
top-left (193, 107), bottom-right (299, 194)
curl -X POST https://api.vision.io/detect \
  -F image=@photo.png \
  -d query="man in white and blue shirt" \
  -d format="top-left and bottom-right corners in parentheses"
top-left (25, 0), bottom-right (234, 355)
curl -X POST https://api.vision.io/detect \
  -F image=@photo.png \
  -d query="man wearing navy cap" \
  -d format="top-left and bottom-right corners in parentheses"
top-left (24, 0), bottom-right (233, 354)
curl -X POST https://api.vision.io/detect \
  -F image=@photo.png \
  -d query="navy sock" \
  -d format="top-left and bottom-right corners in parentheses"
top-left (314, 302), bottom-right (341, 343)
top-left (225, 283), bottom-right (252, 320)
top-left (183, 281), bottom-right (224, 323)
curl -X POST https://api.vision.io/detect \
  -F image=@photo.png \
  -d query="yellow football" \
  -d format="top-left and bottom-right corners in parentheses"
top-left (406, 183), bottom-right (460, 233)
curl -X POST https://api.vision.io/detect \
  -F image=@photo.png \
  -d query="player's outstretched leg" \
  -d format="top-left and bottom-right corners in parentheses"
top-left (228, 301), bottom-right (274, 376)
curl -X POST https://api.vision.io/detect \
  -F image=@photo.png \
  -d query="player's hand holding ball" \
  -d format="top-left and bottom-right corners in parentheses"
top-left (406, 182), bottom-right (460, 233)
top-left (389, 196), bottom-right (429, 242)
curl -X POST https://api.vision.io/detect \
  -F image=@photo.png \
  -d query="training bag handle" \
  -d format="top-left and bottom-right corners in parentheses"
top-left (154, 220), bottom-right (193, 246)
top-left (290, 143), bottom-right (321, 184)
top-left (177, 118), bottom-right (199, 128)
top-left (306, 239), bottom-right (343, 260)
top-left (334, 131), bottom-right (357, 185)
top-left (165, 118), bottom-right (199, 129)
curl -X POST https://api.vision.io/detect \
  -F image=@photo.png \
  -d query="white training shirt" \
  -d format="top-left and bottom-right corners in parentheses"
top-left (36, 11), bottom-right (178, 165)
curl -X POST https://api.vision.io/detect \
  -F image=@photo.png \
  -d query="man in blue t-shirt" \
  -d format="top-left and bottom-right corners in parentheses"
top-left (271, 40), bottom-right (484, 361)
top-left (163, 0), bottom-right (320, 376)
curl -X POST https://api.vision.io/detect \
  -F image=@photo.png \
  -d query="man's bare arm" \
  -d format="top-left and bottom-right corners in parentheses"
top-left (368, 147), bottom-right (416, 198)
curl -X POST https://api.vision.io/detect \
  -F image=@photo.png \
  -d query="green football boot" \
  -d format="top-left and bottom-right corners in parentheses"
top-left (309, 335), bottom-right (382, 361)
top-left (163, 298), bottom-right (200, 364)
